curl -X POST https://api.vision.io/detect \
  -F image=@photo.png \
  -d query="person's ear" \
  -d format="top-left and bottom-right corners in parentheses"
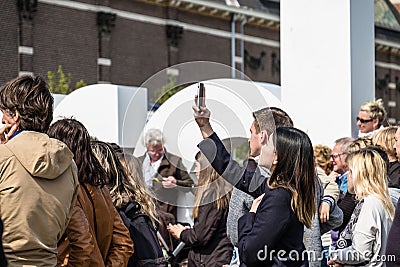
top-left (372, 118), bottom-right (379, 129)
top-left (13, 110), bottom-right (20, 122)
top-left (260, 130), bottom-right (268, 144)
top-left (273, 153), bottom-right (278, 165)
top-left (12, 110), bottom-right (20, 128)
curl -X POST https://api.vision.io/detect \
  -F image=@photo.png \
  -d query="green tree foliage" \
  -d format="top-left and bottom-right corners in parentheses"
top-left (154, 75), bottom-right (185, 105)
top-left (47, 65), bottom-right (87, 94)
top-left (75, 79), bottom-right (87, 90)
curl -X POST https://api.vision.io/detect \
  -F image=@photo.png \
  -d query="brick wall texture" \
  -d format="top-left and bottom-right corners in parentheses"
top-left (1, 0), bottom-right (399, 122)
top-left (1, 1), bottom-right (280, 93)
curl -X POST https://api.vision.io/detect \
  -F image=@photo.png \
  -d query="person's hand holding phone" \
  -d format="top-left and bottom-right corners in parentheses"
top-left (193, 83), bottom-right (214, 138)
top-left (197, 83), bottom-right (205, 113)
top-left (162, 176), bottom-right (177, 189)
top-left (167, 223), bottom-right (190, 239)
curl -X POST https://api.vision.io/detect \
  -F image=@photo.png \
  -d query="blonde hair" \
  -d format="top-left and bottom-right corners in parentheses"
top-left (372, 126), bottom-right (398, 161)
top-left (346, 149), bottom-right (394, 219)
top-left (359, 99), bottom-right (387, 126)
top-left (192, 153), bottom-right (232, 219)
top-left (118, 153), bottom-right (159, 226)
top-left (91, 141), bottom-right (158, 226)
top-left (347, 137), bottom-right (373, 153)
top-left (313, 145), bottom-right (333, 175)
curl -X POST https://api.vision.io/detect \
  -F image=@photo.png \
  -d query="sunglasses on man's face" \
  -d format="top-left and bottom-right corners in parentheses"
top-left (356, 117), bottom-right (373, 124)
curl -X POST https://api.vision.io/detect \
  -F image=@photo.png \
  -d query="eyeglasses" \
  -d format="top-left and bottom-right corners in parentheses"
top-left (331, 153), bottom-right (345, 160)
top-left (356, 117), bottom-right (373, 124)
top-left (148, 148), bottom-right (164, 154)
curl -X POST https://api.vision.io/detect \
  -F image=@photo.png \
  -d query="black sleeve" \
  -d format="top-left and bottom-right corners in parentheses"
top-left (175, 158), bottom-right (194, 188)
top-left (336, 192), bottom-right (357, 232)
top-left (0, 219), bottom-right (7, 267)
top-left (198, 132), bottom-right (266, 198)
top-left (180, 200), bottom-right (223, 247)
top-left (238, 189), bottom-right (291, 266)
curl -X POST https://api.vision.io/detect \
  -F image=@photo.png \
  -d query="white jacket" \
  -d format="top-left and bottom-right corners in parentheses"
top-left (331, 195), bottom-right (393, 266)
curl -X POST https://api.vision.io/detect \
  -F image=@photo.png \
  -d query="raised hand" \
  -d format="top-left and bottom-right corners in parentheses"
top-left (192, 99), bottom-right (214, 138)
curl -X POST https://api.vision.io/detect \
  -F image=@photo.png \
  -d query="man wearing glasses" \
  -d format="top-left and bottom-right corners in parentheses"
top-left (330, 137), bottom-right (354, 197)
top-left (357, 99), bottom-right (387, 138)
top-left (329, 137), bottom-right (353, 249)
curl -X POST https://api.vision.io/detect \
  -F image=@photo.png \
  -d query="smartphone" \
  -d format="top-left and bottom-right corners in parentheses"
top-left (197, 83), bottom-right (205, 111)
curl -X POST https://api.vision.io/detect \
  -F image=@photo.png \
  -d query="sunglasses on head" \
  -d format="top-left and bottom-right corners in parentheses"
top-left (356, 117), bottom-right (373, 124)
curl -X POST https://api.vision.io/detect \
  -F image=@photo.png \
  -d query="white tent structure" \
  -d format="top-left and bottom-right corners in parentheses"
top-left (53, 84), bottom-right (147, 148)
top-left (134, 78), bottom-right (283, 170)
top-left (53, 94), bottom-right (67, 109)
top-left (133, 78), bottom-right (283, 224)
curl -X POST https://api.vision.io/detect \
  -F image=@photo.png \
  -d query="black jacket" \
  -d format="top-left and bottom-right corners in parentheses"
top-left (0, 219), bottom-right (6, 267)
top-left (386, 199), bottom-right (400, 267)
top-left (180, 190), bottom-right (232, 267)
top-left (198, 133), bottom-right (307, 267)
top-left (389, 161), bottom-right (400, 188)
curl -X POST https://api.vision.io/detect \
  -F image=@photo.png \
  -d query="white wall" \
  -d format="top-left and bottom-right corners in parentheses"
top-left (53, 84), bottom-right (147, 148)
top-left (280, 0), bottom-right (375, 146)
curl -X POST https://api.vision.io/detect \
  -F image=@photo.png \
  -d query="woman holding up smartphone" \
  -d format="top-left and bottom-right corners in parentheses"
top-left (193, 104), bottom-right (316, 267)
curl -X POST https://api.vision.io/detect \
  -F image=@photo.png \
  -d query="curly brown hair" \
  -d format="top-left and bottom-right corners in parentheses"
top-left (313, 145), bottom-right (333, 175)
top-left (0, 75), bottom-right (53, 133)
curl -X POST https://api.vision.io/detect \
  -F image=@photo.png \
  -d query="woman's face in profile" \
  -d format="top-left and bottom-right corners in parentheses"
top-left (193, 160), bottom-right (201, 179)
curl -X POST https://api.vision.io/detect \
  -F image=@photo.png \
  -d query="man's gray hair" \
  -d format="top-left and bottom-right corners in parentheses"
top-left (144, 128), bottom-right (164, 147)
top-left (334, 137), bottom-right (354, 153)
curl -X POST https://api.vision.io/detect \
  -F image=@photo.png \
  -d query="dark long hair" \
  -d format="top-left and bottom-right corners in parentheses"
top-left (269, 126), bottom-right (316, 228)
top-left (47, 118), bottom-right (107, 186)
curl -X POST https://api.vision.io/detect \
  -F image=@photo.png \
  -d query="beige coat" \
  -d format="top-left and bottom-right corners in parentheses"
top-left (0, 131), bottom-right (79, 267)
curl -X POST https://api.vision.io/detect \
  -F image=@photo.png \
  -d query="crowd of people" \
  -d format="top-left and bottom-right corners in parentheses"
top-left (0, 74), bottom-right (399, 267)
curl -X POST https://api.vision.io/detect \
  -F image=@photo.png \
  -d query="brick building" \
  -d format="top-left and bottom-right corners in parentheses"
top-left (2, 0), bottom-right (400, 122)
